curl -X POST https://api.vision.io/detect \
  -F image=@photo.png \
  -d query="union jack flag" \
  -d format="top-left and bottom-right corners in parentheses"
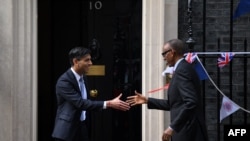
top-left (217, 52), bottom-right (235, 68)
top-left (185, 52), bottom-right (197, 63)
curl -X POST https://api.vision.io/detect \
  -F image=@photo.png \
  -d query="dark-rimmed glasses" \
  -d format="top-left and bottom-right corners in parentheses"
top-left (161, 49), bottom-right (172, 57)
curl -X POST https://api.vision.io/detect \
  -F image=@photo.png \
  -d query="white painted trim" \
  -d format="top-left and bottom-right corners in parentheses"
top-left (142, 0), bottom-right (178, 141)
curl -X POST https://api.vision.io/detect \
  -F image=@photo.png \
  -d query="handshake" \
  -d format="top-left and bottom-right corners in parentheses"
top-left (106, 90), bottom-right (147, 111)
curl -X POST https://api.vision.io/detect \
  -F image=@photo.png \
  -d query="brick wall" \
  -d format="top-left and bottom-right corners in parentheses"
top-left (178, 0), bottom-right (250, 141)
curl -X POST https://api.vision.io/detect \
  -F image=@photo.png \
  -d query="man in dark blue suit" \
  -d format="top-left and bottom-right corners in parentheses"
top-left (52, 47), bottom-right (130, 141)
top-left (127, 39), bottom-right (208, 141)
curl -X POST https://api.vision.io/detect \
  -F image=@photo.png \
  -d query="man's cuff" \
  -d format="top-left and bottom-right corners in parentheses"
top-left (103, 101), bottom-right (107, 109)
top-left (168, 126), bottom-right (174, 131)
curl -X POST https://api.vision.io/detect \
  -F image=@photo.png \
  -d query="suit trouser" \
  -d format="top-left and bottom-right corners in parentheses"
top-left (54, 121), bottom-right (89, 141)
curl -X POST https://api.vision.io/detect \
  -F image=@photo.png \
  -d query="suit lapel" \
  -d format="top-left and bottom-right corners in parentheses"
top-left (66, 69), bottom-right (81, 93)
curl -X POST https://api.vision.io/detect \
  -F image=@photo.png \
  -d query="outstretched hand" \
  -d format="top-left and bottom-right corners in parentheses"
top-left (126, 90), bottom-right (148, 106)
top-left (107, 94), bottom-right (130, 111)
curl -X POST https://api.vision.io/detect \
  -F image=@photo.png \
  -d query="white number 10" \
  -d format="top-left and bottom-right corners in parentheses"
top-left (89, 1), bottom-right (102, 10)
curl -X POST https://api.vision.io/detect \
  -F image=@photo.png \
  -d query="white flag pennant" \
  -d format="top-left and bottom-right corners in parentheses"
top-left (162, 66), bottom-right (174, 76)
top-left (220, 96), bottom-right (240, 122)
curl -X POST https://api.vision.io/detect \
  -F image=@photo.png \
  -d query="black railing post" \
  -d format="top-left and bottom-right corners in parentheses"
top-left (186, 0), bottom-right (196, 52)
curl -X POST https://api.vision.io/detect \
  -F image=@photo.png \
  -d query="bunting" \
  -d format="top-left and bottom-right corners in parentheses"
top-left (162, 66), bottom-right (174, 76)
top-left (220, 96), bottom-right (240, 122)
top-left (193, 60), bottom-right (209, 80)
top-left (217, 52), bottom-right (235, 68)
top-left (147, 84), bottom-right (169, 93)
top-left (233, 0), bottom-right (250, 20)
top-left (185, 52), bottom-right (197, 63)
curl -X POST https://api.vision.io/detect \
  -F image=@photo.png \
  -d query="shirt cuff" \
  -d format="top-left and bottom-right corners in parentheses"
top-left (168, 126), bottom-right (174, 131)
top-left (103, 101), bottom-right (107, 109)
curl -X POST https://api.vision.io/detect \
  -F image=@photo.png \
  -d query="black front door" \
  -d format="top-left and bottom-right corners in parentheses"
top-left (38, 0), bottom-right (142, 141)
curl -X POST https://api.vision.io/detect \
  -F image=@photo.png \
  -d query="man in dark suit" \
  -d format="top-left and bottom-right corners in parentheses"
top-left (52, 47), bottom-right (130, 141)
top-left (127, 39), bottom-right (208, 141)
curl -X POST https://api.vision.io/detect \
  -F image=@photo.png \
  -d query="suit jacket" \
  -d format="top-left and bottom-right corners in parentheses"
top-left (147, 60), bottom-right (208, 141)
top-left (52, 69), bottom-right (104, 140)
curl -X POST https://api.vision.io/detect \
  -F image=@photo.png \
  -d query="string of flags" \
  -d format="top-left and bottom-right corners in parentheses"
top-left (192, 54), bottom-right (250, 122)
top-left (148, 52), bottom-right (250, 123)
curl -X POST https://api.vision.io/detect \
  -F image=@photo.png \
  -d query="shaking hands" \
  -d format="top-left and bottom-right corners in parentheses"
top-left (126, 90), bottom-right (148, 106)
top-left (107, 90), bottom-right (147, 111)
